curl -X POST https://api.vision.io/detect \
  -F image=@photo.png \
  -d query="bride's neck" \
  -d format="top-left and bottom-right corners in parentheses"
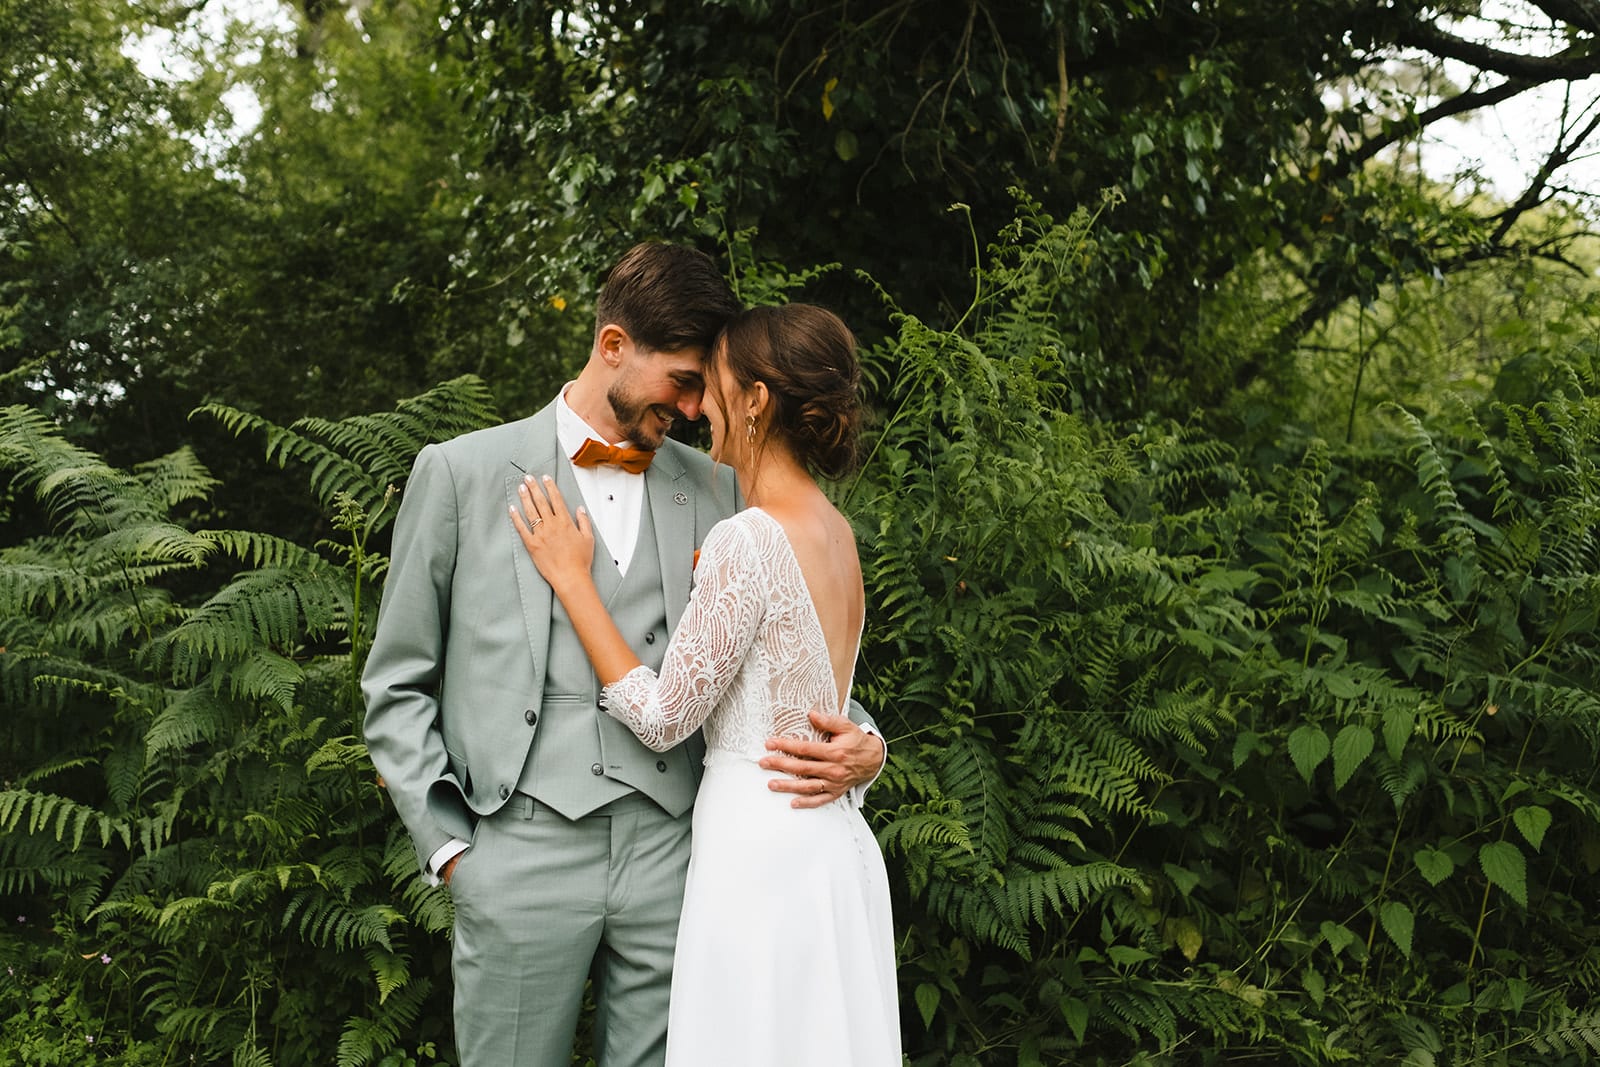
top-left (739, 449), bottom-right (818, 510)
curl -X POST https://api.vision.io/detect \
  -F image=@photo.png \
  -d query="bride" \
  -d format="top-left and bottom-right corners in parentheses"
top-left (510, 303), bottom-right (901, 1065)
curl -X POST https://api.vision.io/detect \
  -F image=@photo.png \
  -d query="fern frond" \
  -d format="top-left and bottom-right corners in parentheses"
top-left (145, 567), bottom-right (346, 686)
top-left (133, 445), bottom-right (220, 508)
top-left (289, 895), bottom-right (405, 952)
top-left (232, 1044), bottom-right (274, 1067)
top-left (146, 686), bottom-right (239, 758)
top-left (335, 976), bottom-right (432, 1067)
top-left (875, 805), bottom-right (974, 858)
top-left (995, 861), bottom-right (1142, 929)
top-left (1388, 406), bottom-right (1477, 553)
top-left (229, 649), bottom-right (305, 714)
top-left (200, 529), bottom-right (326, 569)
top-left (0, 829), bottom-right (112, 894)
top-left (194, 375), bottom-right (499, 515)
top-left (1100, 984), bottom-right (1180, 1045)
top-left (1527, 1007), bottom-right (1600, 1057)
top-left (0, 789), bottom-right (129, 850)
top-left (382, 832), bottom-right (454, 935)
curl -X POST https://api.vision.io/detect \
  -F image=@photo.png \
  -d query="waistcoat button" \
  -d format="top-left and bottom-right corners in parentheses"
top-left (590, 762), bottom-right (604, 776)
top-left (655, 760), bottom-right (668, 772)
top-left (645, 632), bottom-right (656, 644)
top-left (498, 784), bottom-right (510, 800)
top-left (524, 708), bottom-right (537, 725)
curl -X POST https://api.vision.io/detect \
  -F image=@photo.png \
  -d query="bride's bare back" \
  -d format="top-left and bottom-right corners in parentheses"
top-left (757, 493), bottom-right (864, 715)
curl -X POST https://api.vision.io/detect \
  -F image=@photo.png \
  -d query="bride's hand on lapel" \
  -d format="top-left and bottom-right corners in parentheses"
top-left (511, 474), bottom-right (594, 594)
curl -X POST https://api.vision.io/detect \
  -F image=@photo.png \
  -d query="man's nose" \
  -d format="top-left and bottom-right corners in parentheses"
top-left (677, 388), bottom-right (704, 422)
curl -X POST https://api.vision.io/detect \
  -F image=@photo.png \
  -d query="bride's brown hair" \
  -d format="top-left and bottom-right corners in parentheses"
top-left (710, 304), bottom-right (862, 480)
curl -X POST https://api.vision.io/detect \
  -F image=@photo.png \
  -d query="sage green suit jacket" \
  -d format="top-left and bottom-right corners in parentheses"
top-left (361, 401), bottom-right (740, 872)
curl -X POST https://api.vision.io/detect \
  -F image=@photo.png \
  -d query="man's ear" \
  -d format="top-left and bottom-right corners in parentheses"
top-left (597, 323), bottom-right (632, 367)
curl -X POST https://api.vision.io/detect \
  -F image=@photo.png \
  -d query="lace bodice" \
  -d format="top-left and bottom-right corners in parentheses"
top-left (600, 508), bottom-right (857, 759)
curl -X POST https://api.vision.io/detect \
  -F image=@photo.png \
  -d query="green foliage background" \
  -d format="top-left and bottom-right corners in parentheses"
top-left (4, 0), bottom-right (1600, 1064)
top-left (4, 196), bottom-right (1600, 1063)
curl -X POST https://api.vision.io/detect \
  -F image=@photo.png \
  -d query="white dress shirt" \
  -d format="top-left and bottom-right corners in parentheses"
top-left (554, 384), bottom-right (647, 575)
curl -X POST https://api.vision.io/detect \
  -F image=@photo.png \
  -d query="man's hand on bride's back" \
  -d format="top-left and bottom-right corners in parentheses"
top-left (759, 709), bottom-right (886, 809)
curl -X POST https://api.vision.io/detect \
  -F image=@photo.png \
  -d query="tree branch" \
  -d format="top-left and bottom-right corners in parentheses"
top-left (1527, 0), bottom-right (1600, 35)
top-left (1396, 22), bottom-right (1600, 82)
top-left (1048, 24), bottom-right (1068, 166)
top-left (1337, 78), bottom-right (1534, 175)
top-left (1491, 103), bottom-right (1600, 241)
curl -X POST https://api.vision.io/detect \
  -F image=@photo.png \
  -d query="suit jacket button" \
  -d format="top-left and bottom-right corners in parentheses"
top-left (524, 708), bottom-right (538, 725)
top-left (655, 760), bottom-right (667, 772)
top-left (590, 763), bottom-right (604, 776)
top-left (498, 784), bottom-right (511, 800)
top-left (645, 632), bottom-right (656, 644)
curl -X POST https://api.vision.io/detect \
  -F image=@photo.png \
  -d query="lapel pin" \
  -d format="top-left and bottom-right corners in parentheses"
top-left (673, 492), bottom-right (688, 506)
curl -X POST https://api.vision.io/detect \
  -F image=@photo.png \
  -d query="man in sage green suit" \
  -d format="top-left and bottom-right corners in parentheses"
top-left (361, 243), bottom-right (886, 1067)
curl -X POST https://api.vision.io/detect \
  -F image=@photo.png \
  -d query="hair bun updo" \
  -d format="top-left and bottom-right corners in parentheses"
top-left (714, 304), bottom-right (863, 480)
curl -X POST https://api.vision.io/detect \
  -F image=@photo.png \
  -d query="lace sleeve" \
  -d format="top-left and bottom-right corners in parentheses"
top-left (600, 519), bottom-right (764, 751)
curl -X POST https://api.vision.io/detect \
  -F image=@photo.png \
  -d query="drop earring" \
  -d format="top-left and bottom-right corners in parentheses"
top-left (745, 413), bottom-right (756, 443)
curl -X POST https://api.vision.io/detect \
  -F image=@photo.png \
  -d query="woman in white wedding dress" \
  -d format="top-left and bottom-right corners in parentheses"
top-left (510, 303), bottom-right (900, 1066)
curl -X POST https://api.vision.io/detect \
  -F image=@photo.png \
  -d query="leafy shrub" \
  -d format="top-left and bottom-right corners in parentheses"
top-left (850, 196), bottom-right (1600, 1065)
top-left (1, 202), bottom-right (1597, 1066)
top-left (0, 380), bottom-right (497, 1065)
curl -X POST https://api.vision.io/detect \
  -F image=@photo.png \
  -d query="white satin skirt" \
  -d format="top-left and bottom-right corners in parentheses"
top-left (664, 752), bottom-right (901, 1066)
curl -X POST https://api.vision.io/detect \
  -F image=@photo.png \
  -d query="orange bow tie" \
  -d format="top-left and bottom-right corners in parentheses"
top-left (570, 438), bottom-right (655, 473)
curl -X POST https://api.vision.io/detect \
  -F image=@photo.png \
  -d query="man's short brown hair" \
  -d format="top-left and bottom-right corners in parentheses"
top-left (594, 243), bottom-right (742, 353)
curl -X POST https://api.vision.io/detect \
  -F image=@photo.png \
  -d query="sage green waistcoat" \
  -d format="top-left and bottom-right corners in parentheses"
top-left (516, 469), bottom-right (702, 819)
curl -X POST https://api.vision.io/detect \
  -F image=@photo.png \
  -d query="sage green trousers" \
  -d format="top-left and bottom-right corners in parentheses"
top-left (447, 793), bottom-right (692, 1067)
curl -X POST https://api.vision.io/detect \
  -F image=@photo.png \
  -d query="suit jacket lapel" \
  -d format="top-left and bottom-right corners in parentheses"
top-left (507, 402), bottom-right (560, 684)
top-left (510, 407), bottom-right (699, 649)
top-left (645, 443), bottom-right (696, 633)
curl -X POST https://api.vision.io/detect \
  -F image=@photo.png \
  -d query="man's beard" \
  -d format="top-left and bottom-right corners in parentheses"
top-left (606, 383), bottom-right (678, 450)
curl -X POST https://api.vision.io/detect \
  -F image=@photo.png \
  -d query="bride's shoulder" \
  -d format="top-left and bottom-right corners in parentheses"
top-left (700, 508), bottom-right (765, 554)
top-left (715, 507), bottom-right (775, 534)
top-left (699, 509), bottom-right (787, 567)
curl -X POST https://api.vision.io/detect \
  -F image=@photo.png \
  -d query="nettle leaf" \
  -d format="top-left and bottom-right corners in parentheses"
top-left (1289, 724), bottom-right (1331, 784)
top-left (1166, 916), bottom-right (1203, 962)
top-left (1107, 945), bottom-right (1155, 968)
top-left (1382, 705), bottom-right (1414, 760)
top-left (914, 982), bottom-right (940, 1029)
top-left (1232, 730), bottom-right (1259, 769)
top-left (1324, 671), bottom-right (1366, 700)
top-left (1163, 862), bottom-right (1201, 898)
top-left (1320, 920), bottom-right (1357, 957)
top-left (1332, 723), bottom-right (1375, 789)
top-left (1479, 841), bottom-right (1529, 907)
top-left (1379, 900), bottom-right (1414, 958)
top-left (1513, 805), bottom-right (1552, 851)
top-left (1414, 847), bottom-right (1455, 886)
top-left (1060, 997), bottom-right (1089, 1045)
top-left (1301, 966), bottom-right (1327, 1009)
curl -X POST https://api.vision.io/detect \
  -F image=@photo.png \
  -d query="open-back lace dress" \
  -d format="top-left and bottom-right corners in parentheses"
top-left (600, 507), bottom-right (900, 1065)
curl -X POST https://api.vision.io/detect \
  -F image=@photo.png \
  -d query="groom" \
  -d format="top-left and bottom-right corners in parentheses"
top-left (361, 242), bottom-right (886, 1067)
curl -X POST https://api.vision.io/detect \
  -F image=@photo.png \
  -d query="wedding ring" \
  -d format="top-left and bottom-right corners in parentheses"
top-left (529, 518), bottom-right (543, 532)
